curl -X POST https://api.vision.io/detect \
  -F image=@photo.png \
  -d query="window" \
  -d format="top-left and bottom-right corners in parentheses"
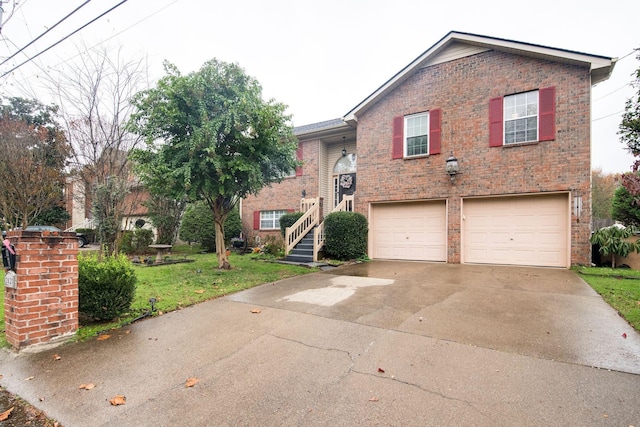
top-left (405, 113), bottom-right (429, 156)
top-left (489, 87), bottom-right (555, 147)
top-left (504, 90), bottom-right (538, 144)
top-left (259, 210), bottom-right (287, 230)
top-left (392, 109), bottom-right (441, 159)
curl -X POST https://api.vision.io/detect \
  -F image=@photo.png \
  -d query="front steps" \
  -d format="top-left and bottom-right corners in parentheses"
top-left (285, 233), bottom-right (314, 263)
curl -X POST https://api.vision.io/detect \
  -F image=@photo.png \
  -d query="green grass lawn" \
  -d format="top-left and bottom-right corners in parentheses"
top-left (0, 248), bottom-right (316, 346)
top-left (576, 266), bottom-right (640, 331)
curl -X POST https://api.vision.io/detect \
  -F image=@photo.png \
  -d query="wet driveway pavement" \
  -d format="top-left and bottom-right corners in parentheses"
top-left (0, 261), bottom-right (639, 426)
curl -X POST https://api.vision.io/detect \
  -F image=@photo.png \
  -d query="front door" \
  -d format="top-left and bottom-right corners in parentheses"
top-left (338, 173), bottom-right (356, 202)
top-left (333, 153), bottom-right (357, 208)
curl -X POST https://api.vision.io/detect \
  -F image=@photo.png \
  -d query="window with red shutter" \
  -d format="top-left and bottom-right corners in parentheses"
top-left (253, 211), bottom-right (260, 230)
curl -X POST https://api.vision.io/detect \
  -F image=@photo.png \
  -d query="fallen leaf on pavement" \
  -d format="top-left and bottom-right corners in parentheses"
top-left (53, 354), bottom-right (61, 361)
top-left (622, 333), bottom-right (627, 339)
top-left (377, 368), bottom-right (385, 373)
top-left (185, 377), bottom-right (200, 388)
top-left (24, 376), bottom-right (34, 381)
top-left (79, 383), bottom-right (95, 390)
top-left (109, 395), bottom-right (126, 406)
top-left (194, 290), bottom-right (205, 294)
top-left (369, 397), bottom-right (379, 402)
top-left (0, 407), bottom-right (14, 421)
top-left (250, 308), bottom-right (262, 314)
top-left (97, 334), bottom-right (111, 341)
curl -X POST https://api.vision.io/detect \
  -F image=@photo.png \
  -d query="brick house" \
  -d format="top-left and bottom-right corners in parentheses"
top-left (241, 31), bottom-right (616, 268)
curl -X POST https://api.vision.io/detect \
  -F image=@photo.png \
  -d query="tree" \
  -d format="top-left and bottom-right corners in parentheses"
top-left (591, 168), bottom-right (618, 220)
top-left (611, 184), bottom-right (640, 226)
top-left (129, 59), bottom-right (298, 269)
top-left (591, 224), bottom-right (640, 268)
top-left (45, 44), bottom-right (148, 254)
top-left (619, 50), bottom-right (640, 199)
top-left (144, 194), bottom-right (186, 245)
top-left (0, 97), bottom-right (70, 229)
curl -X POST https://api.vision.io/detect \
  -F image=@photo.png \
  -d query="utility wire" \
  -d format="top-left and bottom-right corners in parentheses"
top-left (0, 0), bottom-right (93, 67)
top-left (0, 0), bottom-right (130, 79)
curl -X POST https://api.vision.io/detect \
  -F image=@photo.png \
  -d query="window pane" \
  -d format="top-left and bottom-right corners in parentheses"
top-left (407, 135), bottom-right (428, 156)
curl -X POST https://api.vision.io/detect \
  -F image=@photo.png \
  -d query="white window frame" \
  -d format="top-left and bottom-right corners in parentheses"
top-left (404, 112), bottom-right (430, 157)
top-left (260, 210), bottom-right (287, 230)
top-left (504, 90), bottom-right (539, 145)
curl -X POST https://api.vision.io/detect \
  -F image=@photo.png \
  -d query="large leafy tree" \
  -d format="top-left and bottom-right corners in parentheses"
top-left (619, 50), bottom-right (640, 200)
top-left (0, 97), bottom-right (70, 229)
top-left (129, 59), bottom-right (298, 269)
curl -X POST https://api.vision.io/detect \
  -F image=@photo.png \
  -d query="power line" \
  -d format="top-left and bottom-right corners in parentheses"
top-left (0, 0), bottom-right (130, 79)
top-left (0, 0), bottom-right (93, 67)
top-left (2, 0), bottom-right (177, 92)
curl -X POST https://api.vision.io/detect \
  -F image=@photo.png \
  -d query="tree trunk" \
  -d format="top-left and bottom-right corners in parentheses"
top-left (214, 219), bottom-right (230, 269)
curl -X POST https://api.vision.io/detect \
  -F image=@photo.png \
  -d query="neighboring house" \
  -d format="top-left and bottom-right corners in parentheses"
top-left (242, 31), bottom-right (616, 268)
top-left (64, 152), bottom-right (155, 239)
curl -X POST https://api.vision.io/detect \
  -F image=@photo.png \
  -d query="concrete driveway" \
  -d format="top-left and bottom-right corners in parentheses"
top-left (0, 262), bottom-right (639, 426)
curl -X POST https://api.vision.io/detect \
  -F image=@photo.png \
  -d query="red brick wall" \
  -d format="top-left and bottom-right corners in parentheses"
top-left (242, 139), bottom-right (320, 244)
top-left (356, 50), bottom-right (592, 264)
top-left (4, 230), bottom-right (79, 350)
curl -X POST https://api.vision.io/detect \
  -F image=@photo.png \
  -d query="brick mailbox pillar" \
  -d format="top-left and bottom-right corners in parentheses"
top-left (4, 230), bottom-right (79, 350)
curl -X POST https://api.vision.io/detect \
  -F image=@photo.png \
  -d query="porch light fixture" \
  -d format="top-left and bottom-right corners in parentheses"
top-left (342, 136), bottom-right (347, 157)
top-left (445, 152), bottom-right (459, 183)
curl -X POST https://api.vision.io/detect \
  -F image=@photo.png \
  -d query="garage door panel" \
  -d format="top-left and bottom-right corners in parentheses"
top-left (463, 195), bottom-right (568, 267)
top-left (372, 201), bottom-right (446, 262)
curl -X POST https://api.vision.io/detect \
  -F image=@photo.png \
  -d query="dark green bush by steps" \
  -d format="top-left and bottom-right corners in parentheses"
top-left (279, 211), bottom-right (304, 237)
top-left (324, 211), bottom-right (368, 260)
top-left (78, 253), bottom-right (137, 321)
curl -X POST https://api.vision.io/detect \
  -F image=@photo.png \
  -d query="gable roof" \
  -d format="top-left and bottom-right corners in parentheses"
top-left (343, 31), bottom-right (616, 125)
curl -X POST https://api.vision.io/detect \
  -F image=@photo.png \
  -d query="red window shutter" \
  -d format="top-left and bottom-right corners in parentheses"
top-left (489, 96), bottom-right (503, 147)
top-left (287, 209), bottom-right (294, 213)
top-left (253, 211), bottom-right (260, 230)
top-left (392, 116), bottom-right (404, 159)
top-left (295, 145), bottom-right (303, 176)
top-left (429, 108), bottom-right (441, 155)
top-left (539, 86), bottom-right (556, 141)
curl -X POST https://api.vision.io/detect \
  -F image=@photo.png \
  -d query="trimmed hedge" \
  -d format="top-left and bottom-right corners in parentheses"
top-left (324, 211), bottom-right (368, 260)
top-left (78, 253), bottom-right (137, 321)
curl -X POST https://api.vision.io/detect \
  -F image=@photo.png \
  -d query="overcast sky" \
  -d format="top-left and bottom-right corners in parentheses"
top-left (0, 0), bottom-right (638, 174)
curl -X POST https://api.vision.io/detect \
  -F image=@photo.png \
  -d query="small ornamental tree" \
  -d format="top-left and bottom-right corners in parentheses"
top-left (129, 59), bottom-right (298, 269)
top-left (590, 225), bottom-right (640, 268)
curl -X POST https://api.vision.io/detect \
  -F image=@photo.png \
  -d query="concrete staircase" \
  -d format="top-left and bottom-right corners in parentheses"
top-left (285, 232), bottom-right (314, 263)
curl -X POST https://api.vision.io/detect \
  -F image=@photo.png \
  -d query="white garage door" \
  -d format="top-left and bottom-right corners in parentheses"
top-left (371, 201), bottom-right (446, 261)
top-left (462, 194), bottom-right (569, 267)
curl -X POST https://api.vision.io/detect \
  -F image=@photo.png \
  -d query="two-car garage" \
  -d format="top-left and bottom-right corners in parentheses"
top-left (370, 194), bottom-right (569, 267)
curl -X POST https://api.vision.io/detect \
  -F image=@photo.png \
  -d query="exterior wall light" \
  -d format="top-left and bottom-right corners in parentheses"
top-left (445, 152), bottom-right (459, 183)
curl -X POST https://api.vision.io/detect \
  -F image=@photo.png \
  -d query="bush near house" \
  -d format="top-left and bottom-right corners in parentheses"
top-left (78, 253), bottom-right (137, 321)
top-left (279, 212), bottom-right (305, 237)
top-left (324, 211), bottom-right (368, 260)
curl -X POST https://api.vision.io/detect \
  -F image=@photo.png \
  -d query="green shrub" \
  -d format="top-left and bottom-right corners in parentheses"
top-left (78, 253), bottom-right (137, 321)
top-left (324, 211), bottom-right (368, 260)
top-left (119, 228), bottom-right (154, 254)
top-left (179, 201), bottom-right (241, 251)
top-left (262, 234), bottom-right (285, 256)
top-left (279, 211), bottom-right (304, 237)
